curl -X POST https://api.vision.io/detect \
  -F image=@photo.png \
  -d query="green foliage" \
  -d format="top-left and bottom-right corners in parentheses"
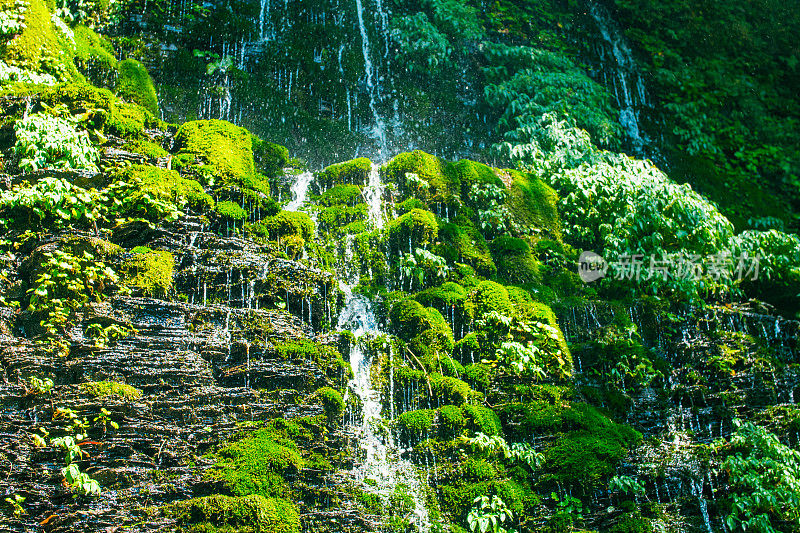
top-left (4, 494), bottom-right (25, 517)
top-left (730, 229), bottom-right (800, 316)
top-left (715, 420), bottom-right (800, 533)
top-left (0, 177), bottom-right (102, 229)
top-left (85, 321), bottom-right (134, 347)
top-left (467, 495), bottom-right (515, 533)
top-left (14, 111), bottom-right (99, 172)
top-left (591, 324), bottom-right (661, 390)
top-left (27, 249), bottom-right (118, 337)
top-left (123, 246), bottom-right (174, 298)
top-left (551, 154), bottom-right (734, 297)
top-left (252, 210), bottom-right (314, 244)
top-left (25, 375), bottom-right (53, 394)
top-left (165, 494), bottom-right (300, 533)
top-left (116, 58), bottom-right (158, 116)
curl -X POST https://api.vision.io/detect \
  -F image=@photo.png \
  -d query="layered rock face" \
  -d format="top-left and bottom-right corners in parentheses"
top-left (0, 2), bottom-right (800, 532)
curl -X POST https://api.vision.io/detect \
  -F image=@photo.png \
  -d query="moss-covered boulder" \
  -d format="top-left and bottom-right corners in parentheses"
top-left (490, 236), bottom-right (541, 285)
top-left (165, 494), bottom-right (300, 533)
top-left (467, 280), bottom-right (514, 321)
top-left (116, 58), bottom-right (159, 116)
top-left (316, 157), bottom-right (371, 189)
top-left (390, 298), bottom-right (454, 366)
top-left (174, 119), bottom-right (255, 182)
top-left (387, 208), bottom-right (438, 253)
top-left (116, 164), bottom-right (214, 216)
top-left (384, 150), bottom-right (458, 205)
top-left (253, 136), bottom-right (290, 177)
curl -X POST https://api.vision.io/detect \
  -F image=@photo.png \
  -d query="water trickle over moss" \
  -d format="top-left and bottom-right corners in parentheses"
top-left (80, 380), bottom-right (142, 401)
top-left (174, 119), bottom-right (255, 183)
top-left (116, 58), bottom-right (159, 116)
top-left (165, 494), bottom-right (300, 533)
top-left (123, 246), bottom-right (174, 298)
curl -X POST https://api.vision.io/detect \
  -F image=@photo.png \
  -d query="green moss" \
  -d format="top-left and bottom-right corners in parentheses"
top-left (430, 373), bottom-right (473, 405)
top-left (318, 184), bottom-right (363, 206)
top-left (389, 298), bottom-right (454, 365)
top-left (252, 136), bottom-right (289, 177)
top-left (397, 409), bottom-right (435, 436)
top-left (489, 236), bottom-right (541, 285)
top-left (121, 139), bottom-right (168, 159)
top-left (216, 200), bottom-right (248, 220)
top-left (608, 515), bottom-right (653, 533)
top-left (387, 208), bottom-right (438, 252)
top-left (312, 386), bottom-right (344, 422)
top-left (174, 120), bottom-right (255, 183)
top-left (462, 405), bottom-right (502, 436)
top-left (119, 164), bottom-right (214, 215)
top-left (317, 157), bottom-right (371, 188)
top-left (272, 339), bottom-right (339, 365)
top-left (451, 159), bottom-right (503, 192)
top-left (506, 170), bottom-right (561, 240)
top-left (436, 218), bottom-right (496, 278)
top-left (116, 58), bottom-right (159, 116)
top-left (397, 198), bottom-right (427, 214)
top-left (72, 25), bottom-right (117, 74)
top-left (164, 494), bottom-right (300, 533)
top-left (384, 150), bottom-right (457, 204)
top-left (415, 282), bottom-right (467, 309)
top-left (252, 211), bottom-right (314, 242)
top-left (41, 83), bottom-right (156, 138)
top-left (209, 426), bottom-right (304, 499)
top-left (462, 363), bottom-right (492, 389)
top-left (80, 380), bottom-right (142, 401)
top-left (468, 280), bottom-right (513, 321)
top-left (123, 246), bottom-right (174, 298)
top-left (438, 405), bottom-right (465, 435)
top-left (461, 457), bottom-right (498, 480)
top-left (0, 0), bottom-right (79, 82)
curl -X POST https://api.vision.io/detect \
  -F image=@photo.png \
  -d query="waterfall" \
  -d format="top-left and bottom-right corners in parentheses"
top-left (286, 171), bottom-right (314, 211)
top-left (354, 0), bottom-right (388, 158)
top-left (364, 163), bottom-right (385, 229)
top-left (337, 244), bottom-right (431, 531)
top-left (588, 1), bottom-right (648, 153)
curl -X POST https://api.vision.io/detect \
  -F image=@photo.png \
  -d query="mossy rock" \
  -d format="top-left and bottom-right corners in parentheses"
top-left (489, 236), bottom-right (541, 285)
top-left (174, 119), bottom-right (255, 183)
top-left (415, 282), bottom-right (467, 310)
top-left (123, 246), bottom-right (174, 298)
top-left (384, 150), bottom-right (458, 204)
top-left (121, 139), bottom-right (168, 159)
top-left (165, 494), bottom-right (300, 533)
top-left (216, 200), bottom-right (248, 220)
top-left (208, 425), bottom-right (304, 499)
top-left (430, 373), bottom-right (474, 405)
top-left (0, 0), bottom-right (80, 82)
top-left (436, 217), bottom-right (496, 278)
top-left (41, 83), bottom-right (157, 138)
top-left (462, 404), bottom-right (502, 436)
top-left (438, 405), bottom-right (465, 436)
top-left (387, 208), bottom-right (438, 253)
top-left (317, 157), bottom-right (371, 189)
top-left (117, 164), bottom-right (214, 216)
top-left (116, 58), bottom-right (158, 116)
top-left (506, 170), bottom-right (561, 240)
top-left (79, 381), bottom-right (142, 401)
top-left (252, 210), bottom-right (314, 242)
top-left (397, 408), bottom-right (435, 440)
top-left (252, 136), bottom-right (289, 178)
top-left (467, 280), bottom-right (514, 321)
top-left (73, 24), bottom-right (117, 78)
top-left (451, 159), bottom-right (504, 193)
top-left (389, 298), bottom-right (454, 365)
top-left (312, 386), bottom-right (345, 422)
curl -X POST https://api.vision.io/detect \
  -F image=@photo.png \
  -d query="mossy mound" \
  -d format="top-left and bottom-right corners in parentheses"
top-left (123, 246), bottom-right (174, 298)
top-left (436, 216), bottom-right (496, 278)
top-left (317, 157), bottom-right (371, 189)
top-left (505, 170), bottom-right (561, 240)
top-left (390, 298), bottom-right (454, 364)
top-left (116, 58), bottom-right (159, 116)
top-left (249, 210), bottom-right (314, 242)
top-left (311, 386), bottom-right (345, 422)
top-left (489, 236), bottom-right (541, 285)
top-left (0, 0), bottom-right (80, 83)
top-left (467, 280), bottom-right (514, 321)
top-left (216, 200), bottom-right (248, 221)
top-left (252, 137), bottom-right (290, 178)
top-left (73, 25), bottom-right (117, 79)
top-left (117, 164), bottom-right (214, 216)
top-left (208, 425), bottom-right (305, 499)
top-left (174, 119), bottom-right (255, 183)
top-left (79, 380), bottom-right (142, 401)
top-left (384, 150), bottom-right (458, 205)
top-left (165, 494), bottom-right (300, 533)
top-left (387, 208), bottom-right (438, 253)
top-left (40, 83), bottom-right (157, 138)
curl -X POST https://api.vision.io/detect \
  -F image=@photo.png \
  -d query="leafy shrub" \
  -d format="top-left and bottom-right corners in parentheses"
top-left (14, 112), bottom-right (99, 172)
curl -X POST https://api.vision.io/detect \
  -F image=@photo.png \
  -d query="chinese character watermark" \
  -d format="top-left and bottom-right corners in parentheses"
top-left (577, 251), bottom-right (761, 283)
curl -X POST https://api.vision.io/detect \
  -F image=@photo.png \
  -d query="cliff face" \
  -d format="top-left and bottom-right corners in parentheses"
top-left (1, 1), bottom-right (800, 533)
